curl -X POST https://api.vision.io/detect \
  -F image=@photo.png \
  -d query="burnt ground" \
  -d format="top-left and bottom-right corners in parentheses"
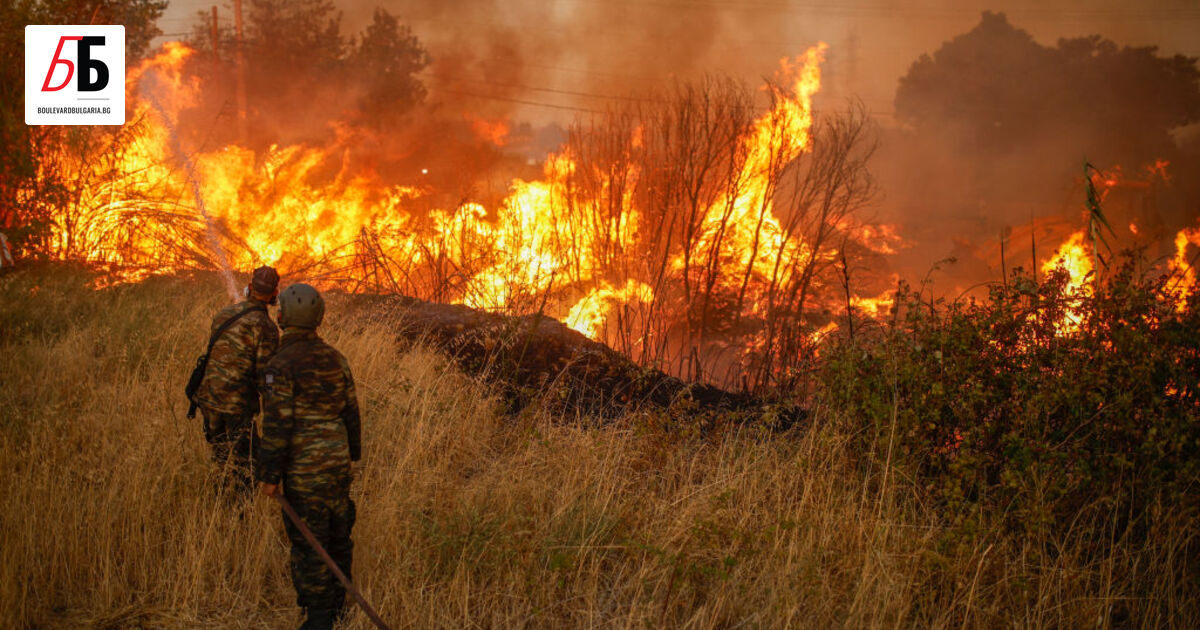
top-left (339, 292), bottom-right (806, 432)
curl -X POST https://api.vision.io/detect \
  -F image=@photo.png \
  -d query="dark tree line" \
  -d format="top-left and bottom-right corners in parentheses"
top-left (185, 0), bottom-right (429, 146)
top-left (874, 11), bottom-right (1200, 294)
top-left (897, 11), bottom-right (1200, 163)
top-left (890, 11), bottom-right (1200, 211)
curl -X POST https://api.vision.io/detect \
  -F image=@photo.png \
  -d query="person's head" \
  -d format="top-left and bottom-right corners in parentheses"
top-left (276, 283), bottom-right (324, 330)
top-left (247, 265), bottom-right (280, 304)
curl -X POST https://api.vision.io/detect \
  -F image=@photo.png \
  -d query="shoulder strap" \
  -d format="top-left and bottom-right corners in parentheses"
top-left (204, 304), bottom-right (268, 359)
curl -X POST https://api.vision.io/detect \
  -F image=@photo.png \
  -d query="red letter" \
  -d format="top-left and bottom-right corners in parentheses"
top-left (41, 36), bottom-right (82, 92)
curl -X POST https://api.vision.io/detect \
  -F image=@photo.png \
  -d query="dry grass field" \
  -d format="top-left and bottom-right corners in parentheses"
top-left (0, 265), bottom-right (1193, 629)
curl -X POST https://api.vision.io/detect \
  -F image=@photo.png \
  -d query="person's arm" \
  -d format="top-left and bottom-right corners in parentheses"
top-left (339, 355), bottom-right (362, 462)
top-left (257, 365), bottom-right (295, 490)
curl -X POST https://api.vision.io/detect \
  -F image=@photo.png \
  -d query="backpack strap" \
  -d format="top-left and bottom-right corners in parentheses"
top-left (205, 304), bottom-right (268, 358)
top-left (188, 304), bottom-right (269, 419)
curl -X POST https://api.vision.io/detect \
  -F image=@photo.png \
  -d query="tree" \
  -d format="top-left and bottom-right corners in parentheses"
top-left (896, 11), bottom-right (1200, 165)
top-left (348, 8), bottom-right (430, 128)
top-left (184, 1), bottom-right (428, 145)
top-left (247, 0), bottom-right (344, 76)
top-left (548, 81), bottom-right (878, 391)
top-left (0, 0), bottom-right (166, 254)
top-left (238, 0), bottom-right (345, 143)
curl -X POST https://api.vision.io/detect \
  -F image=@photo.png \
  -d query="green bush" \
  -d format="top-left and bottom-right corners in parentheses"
top-left (821, 256), bottom-right (1200, 540)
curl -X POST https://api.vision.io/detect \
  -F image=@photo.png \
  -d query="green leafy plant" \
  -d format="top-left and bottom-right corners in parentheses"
top-left (821, 254), bottom-right (1200, 542)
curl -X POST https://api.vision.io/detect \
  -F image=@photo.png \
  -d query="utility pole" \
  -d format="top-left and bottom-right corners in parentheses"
top-left (209, 6), bottom-right (219, 61)
top-left (234, 0), bottom-right (247, 141)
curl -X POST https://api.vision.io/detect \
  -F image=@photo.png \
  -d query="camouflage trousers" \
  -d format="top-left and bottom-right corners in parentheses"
top-left (283, 474), bottom-right (356, 610)
top-left (201, 409), bottom-right (259, 497)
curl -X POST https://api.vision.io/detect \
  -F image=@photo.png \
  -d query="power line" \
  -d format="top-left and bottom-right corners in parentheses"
top-left (543, 0), bottom-right (1200, 20)
top-left (432, 75), bottom-right (665, 103)
top-left (432, 74), bottom-right (897, 117)
top-left (430, 86), bottom-right (898, 121)
top-left (157, 28), bottom-right (234, 38)
top-left (427, 86), bottom-right (606, 114)
top-left (161, 0), bottom-right (1200, 16)
top-left (480, 59), bottom-right (664, 84)
top-left (140, 38), bottom-right (896, 117)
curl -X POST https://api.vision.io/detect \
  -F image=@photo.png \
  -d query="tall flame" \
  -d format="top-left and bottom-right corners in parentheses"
top-left (1040, 230), bottom-right (1093, 332)
top-left (37, 41), bottom-right (912, 384)
top-left (1040, 231), bottom-right (1093, 295)
top-left (671, 44), bottom-right (827, 286)
top-left (1170, 225), bottom-right (1200, 310)
top-left (565, 279), bottom-right (655, 339)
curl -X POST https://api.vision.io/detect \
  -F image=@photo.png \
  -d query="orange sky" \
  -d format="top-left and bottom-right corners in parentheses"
top-left (153, 0), bottom-right (1200, 125)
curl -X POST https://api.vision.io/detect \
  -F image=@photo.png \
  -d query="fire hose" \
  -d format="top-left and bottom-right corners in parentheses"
top-left (273, 494), bottom-right (392, 630)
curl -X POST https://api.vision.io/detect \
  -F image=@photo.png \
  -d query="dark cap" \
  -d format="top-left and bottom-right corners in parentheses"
top-left (250, 265), bottom-right (280, 294)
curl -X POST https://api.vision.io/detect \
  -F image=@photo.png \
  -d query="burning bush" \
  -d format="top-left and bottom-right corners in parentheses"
top-left (822, 253), bottom-right (1200, 545)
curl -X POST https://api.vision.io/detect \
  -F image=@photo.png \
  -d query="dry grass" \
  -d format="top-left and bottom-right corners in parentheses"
top-left (0, 265), bottom-right (1192, 629)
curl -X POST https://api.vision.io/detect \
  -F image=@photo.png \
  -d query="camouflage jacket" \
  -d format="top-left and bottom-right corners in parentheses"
top-left (257, 329), bottom-right (362, 486)
top-left (193, 298), bottom-right (279, 415)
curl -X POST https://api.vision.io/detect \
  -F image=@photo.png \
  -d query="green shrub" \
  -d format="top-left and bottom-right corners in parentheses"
top-left (821, 256), bottom-right (1200, 541)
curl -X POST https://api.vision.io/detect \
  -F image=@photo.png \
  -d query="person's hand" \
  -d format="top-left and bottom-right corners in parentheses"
top-left (261, 482), bottom-right (280, 497)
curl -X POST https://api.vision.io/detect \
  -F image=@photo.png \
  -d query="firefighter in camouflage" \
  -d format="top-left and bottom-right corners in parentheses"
top-left (194, 265), bottom-right (280, 496)
top-left (258, 283), bottom-right (362, 630)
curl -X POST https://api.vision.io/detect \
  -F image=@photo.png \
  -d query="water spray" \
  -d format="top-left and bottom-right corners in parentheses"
top-left (141, 72), bottom-right (239, 301)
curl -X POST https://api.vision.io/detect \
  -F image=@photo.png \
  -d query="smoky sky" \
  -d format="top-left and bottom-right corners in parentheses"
top-left (158, 0), bottom-right (1200, 124)
top-left (153, 0), bottom-right (1200, 294)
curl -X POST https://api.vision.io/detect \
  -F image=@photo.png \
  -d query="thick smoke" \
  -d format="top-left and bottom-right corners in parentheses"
top-left (334, 1), bottom-right (1200, 289)
top-left (156, 0), bottom-right (1200, 293)
top-left (872, 9), bottom-right (1200, 294)
top-left (314, 0), bottom-right (1200, 121)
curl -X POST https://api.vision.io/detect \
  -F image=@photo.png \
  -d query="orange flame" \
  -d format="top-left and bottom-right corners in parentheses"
top-left (1041, 231), bottom-right (1093, 292)
top-left (565, 279), bottom-right (655, 339)
top-left (41, 41), bottom-right (911, 381)
top-left (1040, 230), bottom-right (1093, 331)
top-left (672, 44), bottom-right (827, 283)
top-left (1170, 225), bottom-right (1200, 310)
top-left (467, 115), bottom-right (510, 146)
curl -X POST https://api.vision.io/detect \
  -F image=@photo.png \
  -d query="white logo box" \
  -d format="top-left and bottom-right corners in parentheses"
top-left (25, 25), bottom-right (125, 126)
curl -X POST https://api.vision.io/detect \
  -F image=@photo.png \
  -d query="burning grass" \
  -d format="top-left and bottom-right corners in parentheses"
top-left (1, 264), bottom-right (1197, 628)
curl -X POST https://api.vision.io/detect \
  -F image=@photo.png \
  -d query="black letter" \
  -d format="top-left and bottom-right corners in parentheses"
top-left (77, 36), bottom-right (109, 92)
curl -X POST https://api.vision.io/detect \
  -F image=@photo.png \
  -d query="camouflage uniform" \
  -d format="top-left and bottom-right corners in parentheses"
top-left (194, 297), bottom-right (279, 495)
top-left (257, 329), bottom-right (362, 613)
